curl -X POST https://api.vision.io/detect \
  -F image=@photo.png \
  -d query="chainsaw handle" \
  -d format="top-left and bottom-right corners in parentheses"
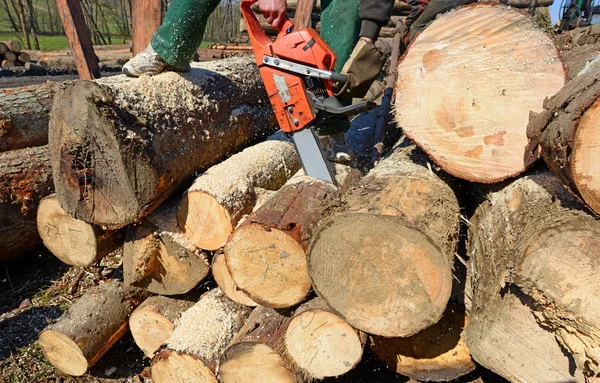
top-left (241, 0), bottom-right (295, 51)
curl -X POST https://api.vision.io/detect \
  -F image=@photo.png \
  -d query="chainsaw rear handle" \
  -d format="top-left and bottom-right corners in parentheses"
top-left (241, 0), bottom-right (295, 49)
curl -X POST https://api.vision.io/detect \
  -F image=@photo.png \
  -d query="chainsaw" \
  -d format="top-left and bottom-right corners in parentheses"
top-left (241, 0), bottom-right (375, 185)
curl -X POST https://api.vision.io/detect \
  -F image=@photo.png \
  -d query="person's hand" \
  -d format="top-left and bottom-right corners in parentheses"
top-left (334, 39), bottom-right (387, 99)
top-left (257, 0), bottom-right (288, 28)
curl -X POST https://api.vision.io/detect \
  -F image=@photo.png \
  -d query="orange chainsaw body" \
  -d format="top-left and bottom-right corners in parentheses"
top-left (241, 0), bottom-right (337, 133)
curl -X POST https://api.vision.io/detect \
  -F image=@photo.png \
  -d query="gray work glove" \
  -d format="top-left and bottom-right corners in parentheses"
top-left (334, 39), bottom-right (387, 99)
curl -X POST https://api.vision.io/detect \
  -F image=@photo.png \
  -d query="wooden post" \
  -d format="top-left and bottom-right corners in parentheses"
top-left (294, 0), bottom-right (314, 28)
top-left (132, 0), bottom-right (162, 55)
top-left (55, 0), bottom-right (100, 79)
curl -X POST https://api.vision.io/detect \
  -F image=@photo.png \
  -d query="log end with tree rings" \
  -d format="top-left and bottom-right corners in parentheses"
top-left (395, 4), bottom-right (565, 183)
top-left (308, 213), bottom-right (452, 337)
top-left (38, 330), bottom-right (90, 376)
top-left (212, 252), bottom-right (257, 307)
top-left (284, 308), bottom-right (364, 380)
top-left (178, 192), bottom-right (233, 251)
top-left (219, 342), bottom-right (297, 383)
top-left (225, 223), bottom-right (311, 308)
top-left (151, 350), bottom-right (218, 383)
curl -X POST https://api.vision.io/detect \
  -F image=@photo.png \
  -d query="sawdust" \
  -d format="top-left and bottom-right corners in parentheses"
top-left (166, 288), bottom-right (250, 360)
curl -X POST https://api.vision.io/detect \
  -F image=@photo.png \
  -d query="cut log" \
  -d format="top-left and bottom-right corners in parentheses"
top-left (129, 295), bottom-right (196, 358)
top-left (284, 298), bottom-right (366, 380)
top-left (3, 40), bottom-right (22, 52)
top-left (123, 197), bottom-right (210, 296)
top-left (0, 82), bottom-right (61, 152)
top-left (37, 194), bottom-right (123, 266)
top-left (371, 304), bottom-right (475, 381)
top-left (527, 62), bottom-right (600, 215)
top-left (38, 280), bottom-right (149, 376)
top-left (224, 166), bottom-right (360, 308)
top-left (465, 171), bottom-right (600, 381)
top-left (0, 42), bottom-right (7, 54)
top-left (395, 4), bottom-right (565, 183)
top-left (17, 51), bottom-right (30, 63)
top-left (1, 60), bottom-right (14, 69)
top-left (151, 288), bottom-right (252, 383)
top-left (4, 51), bottom-right (17, 62)
top-left (178, 137), bottom-right (300, 251)
top-left (219, 305), bottom-right (298, 383)
top-left (212, 251), bottom-right (257, 307)
top-left (0, 146), bottom-right (53, 261)
top-left (49, 56), bottom-right (276, 230)
top-left (307, 139), bottom-right (459, 337)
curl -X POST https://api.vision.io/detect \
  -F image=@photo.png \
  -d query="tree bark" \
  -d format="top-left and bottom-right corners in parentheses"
top-left (371, 304), bottom-right (475, 381)
top-left (224, 166), bottom-right (360, 309)
top-left (129, 295), bottom-right (196, 358)
top-left (527, 64), bottom-right (600, 215)
top-left (37, 194), bottom-right (123, 267)
top-left (38, 280), bottom-right (149, 376)
top-left (284, 298), bottom-right (367, 380)
top-left (465, 171), bottom-right (600, 381)
top-left (123, 197), bottom-right (210, 296)
top-left (151, 288), bottom-right (252, 383)
top-left (307, 139), bottom-right (459, 337)
top-left (395, 4), bottom-right (565, 183)
top-left (219, 305), bottom-right (299, 383)
top-left (49, 56), bottom-right (276, 230)
top-left (212, 251), bottom-right (257, 307)
top-left (178, 136), bottom-right (300, 251)
top-left (0, 145), bottom-right (53, 261)
top-left (0, 82), bottom-right (60, 152)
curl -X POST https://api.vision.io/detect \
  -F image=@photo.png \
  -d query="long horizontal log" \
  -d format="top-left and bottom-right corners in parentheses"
top-left (49, 56), bottom-right (276, 230)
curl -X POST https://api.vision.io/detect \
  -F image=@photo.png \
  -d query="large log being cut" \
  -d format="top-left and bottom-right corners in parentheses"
top-left (395, 4), bottom-right (565, 183)
top-left (0, 146), bottom-right (53, 261)
top-left (308, 140), bottom-right (459, 337)
top-left (527, 63), bottom-right (600, 215)
top-left (465, 171), bottom-right (600, 381)
top-left (49, 56), bottom-right (276, 230)
top-left (0, 82), bottom-right (60, 152)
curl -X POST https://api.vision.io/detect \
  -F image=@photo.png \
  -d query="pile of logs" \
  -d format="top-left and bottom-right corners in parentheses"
top-left (1, 3), bottom-right (599, 382)
top-left (0, 40), bottom-right (32, 69)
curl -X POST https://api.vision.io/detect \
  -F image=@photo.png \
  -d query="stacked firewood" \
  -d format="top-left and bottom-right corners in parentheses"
top-left (0, 40), bottom-right (33, 68)
top-left (1, 3), bottom-right (599, 382)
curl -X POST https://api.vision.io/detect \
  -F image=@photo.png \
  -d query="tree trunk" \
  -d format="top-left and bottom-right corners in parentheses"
top-left (527, 64), bottom-right (600, 215)
top-left (38, 280), bottom-right (149, 376)
top-left (0, 145), bottom-right (53, 261)
top-left (212, 251), bottom-right (257, 307)
top-left (219, 305), bottom-right (299, 383)
top-left (284, 298), bottom-right (367, 380)
top-left (307, 139), bottom-right (459, 337)
top-left (0, 82), bottom-right (60, 152)
top-left (37, 194), bottom-right (123, 267)
top-left (151, 288), bottom-right (252, 383)
top-left (129, 295), bottom-right (196, 358)
top-left (123, 197), bottom-right (210, 296)
top-left (24, 0), bottom-right (39, 50)
top-left (178, 135), bottom-right (300, 251)
top-left (16, 0), bottom-right (30, 49)
top-left (224, 166), bottom-right (360, 309)
top-left (371, 304), bottom-right (475, 381)
top-left (465, 171), bottom-right (600, 381)
top-left (49, 56), bottom-right (276, 230)
top-left (395, 4), bottom-right (565, 183)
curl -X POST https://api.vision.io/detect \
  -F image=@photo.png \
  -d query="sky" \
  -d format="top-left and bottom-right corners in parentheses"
top-left (550, 0), bottom-right (563, 23)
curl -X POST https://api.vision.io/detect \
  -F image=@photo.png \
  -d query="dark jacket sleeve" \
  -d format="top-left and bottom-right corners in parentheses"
top-left (359, 0), bottom-right (395, 40)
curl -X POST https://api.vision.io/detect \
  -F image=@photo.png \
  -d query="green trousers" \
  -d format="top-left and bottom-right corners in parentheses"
top-left (152, 0), bottom-right (360, 133)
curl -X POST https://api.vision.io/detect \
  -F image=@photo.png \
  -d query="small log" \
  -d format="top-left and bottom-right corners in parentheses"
top-left (0, 60), bottom-right (13, 69)
top-left (465, 171), bottom-right (600, 381)
top-left (17, 51), bottom-right (30, 62)
top-left (0, 82), bottom-right (61, 152)
top-left (38, 280), bottom-right (149, 376)
top-left (224, 166), bottom-right (360, 308)
top-left (49, 56), bottom-right (276, 230)
top-left (0, 42), bottom-right (7, 54)
top-left (3, 40), bottom-right (22, 52)
top-left (151, 288), bottom-right (252, 383)
top-left (178, 137), bottom-right (300, 251)
top-left (129, 295), bottom-right (196, 358)
top-left (24, 61), bottom-right (48, 74)
top-left (123, 197), bottom-right (210, 296)
top-left (308, 139), bottom-right (459, 337)
top-left (219, 306), bottom-right (299, 383)
top-left (371, 304), bottom-right (476, 381)
top-left (4, 51), bottom-right (17, 62)
top-left (527, 62), bottom-right (600, 215)
top-left (395, 4), bottom-right (565, 182)
top-left (0, 146), bottom-right (53, 261)
top-left (284, 298), bottom-right (366, 380)
top-left (37, 195), bottom-right (123, 266)
top-left (212, 251), bottom-right (257, 307)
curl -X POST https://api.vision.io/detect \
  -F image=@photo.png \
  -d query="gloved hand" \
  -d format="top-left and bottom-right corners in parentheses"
top-left (257, 0), bottom-right (288, 28)
top-left (334, 38), bottom-right (387, 99)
